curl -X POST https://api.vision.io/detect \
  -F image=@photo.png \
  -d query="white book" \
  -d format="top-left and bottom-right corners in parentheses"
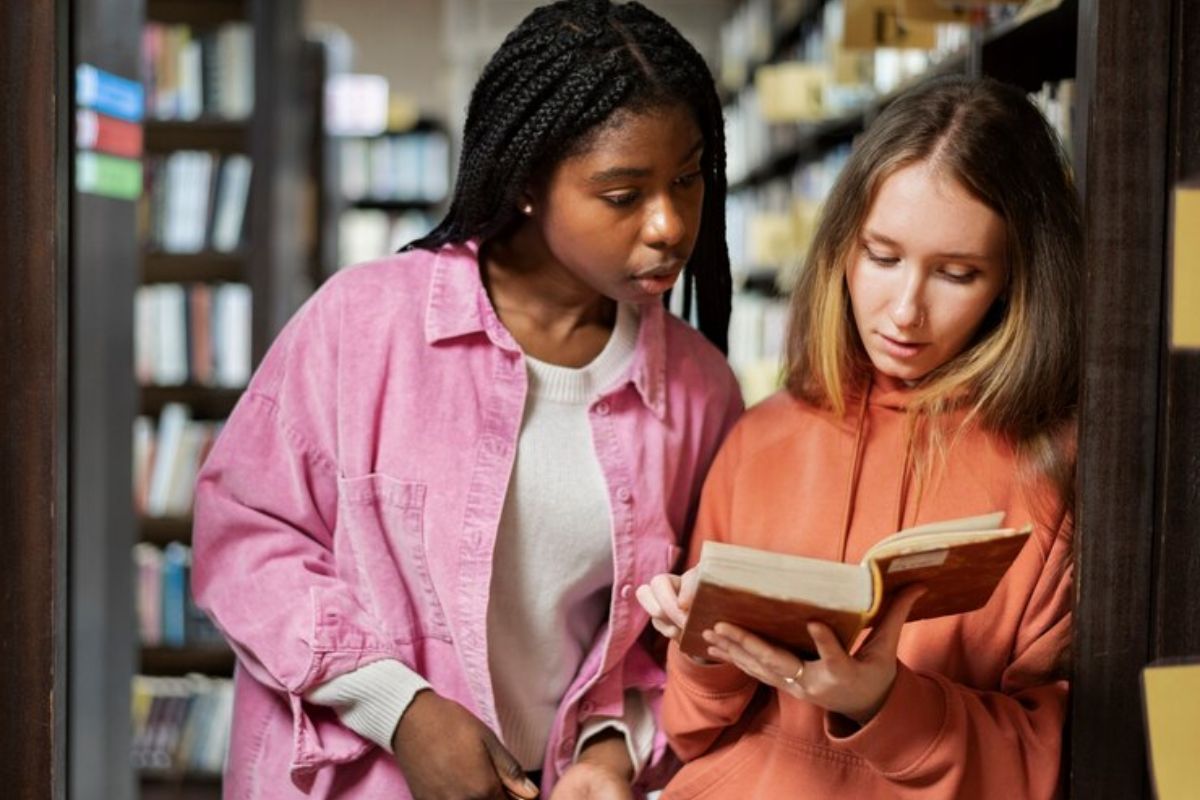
top-left (146, 402), bottom-right (191, 517)
top-left (213, 283), bottom-right (252, 388)
top-left (134, 285), bottom-right (158, 385)
top-left (210, 154), bottom-right (252, 252)
top-left (154, 284), bottom-right (189, 386)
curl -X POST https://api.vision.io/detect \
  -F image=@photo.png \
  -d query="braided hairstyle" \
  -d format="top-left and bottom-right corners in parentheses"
top-left (406, 0), bottom-right (731, 352)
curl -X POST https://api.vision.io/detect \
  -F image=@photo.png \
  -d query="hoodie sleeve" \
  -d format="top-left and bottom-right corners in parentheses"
top-left (825, 511), bottom-right (1074, 798)
top-left (661, 421), bottom-right (761, 761)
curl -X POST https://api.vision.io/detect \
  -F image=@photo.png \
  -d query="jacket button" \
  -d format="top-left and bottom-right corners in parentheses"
top-left (580, 700), bottom-right (595, 714)
top-left (620, 583), bottom-right (634, 599)
top-left (616, 487), bottom-right (632, 503)
top-left (594, 401), bottom-right (610, 416)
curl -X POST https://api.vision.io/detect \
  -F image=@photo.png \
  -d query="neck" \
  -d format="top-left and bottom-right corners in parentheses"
top-left (482, 228), bottom-right (617, 367)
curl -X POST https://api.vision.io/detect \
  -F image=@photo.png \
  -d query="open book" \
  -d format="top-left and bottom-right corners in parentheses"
top-left (678, 512), bottom-right (1031, 659)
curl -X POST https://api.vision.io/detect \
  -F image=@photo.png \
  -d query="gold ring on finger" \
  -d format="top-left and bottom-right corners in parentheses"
top-left (782, 660), bottom-right (806, 686)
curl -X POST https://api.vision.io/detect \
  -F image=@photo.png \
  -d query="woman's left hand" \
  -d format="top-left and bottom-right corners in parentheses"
top-left (702, 585), bottom-right (926, 726)
top-left (548, 730), bottom-right (634, 800)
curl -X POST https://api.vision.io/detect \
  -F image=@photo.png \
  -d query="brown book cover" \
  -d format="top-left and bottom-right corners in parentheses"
top-left (679, 512), bottom-right (1031, 659)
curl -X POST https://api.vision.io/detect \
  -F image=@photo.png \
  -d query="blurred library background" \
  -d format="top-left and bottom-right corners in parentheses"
top-left (10, 0), bottom-right (1184, 798)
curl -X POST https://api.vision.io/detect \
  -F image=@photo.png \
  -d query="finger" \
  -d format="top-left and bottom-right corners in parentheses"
top-left (634, 584), bottom-right (682, 639)
top-left (807, 622), bottom-right (853, 670)
top-left (712, 623), bottom-right (797, 677)
top-left (862, 585), bottom-right (926, 658)
top-left (707, 640), bottom-right (776, 686)
top-left (649, 573), bottom-right (687, 627)
top-left (679, 567), bottom-right (700, 610)
top-left (705, 629), bottom-right (776, 683)
top-left (482, 731), bottom-right (539, 799)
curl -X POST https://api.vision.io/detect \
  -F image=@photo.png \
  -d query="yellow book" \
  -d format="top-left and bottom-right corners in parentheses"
top-left (1142, 660), bottom-right (1200, 799)
top-left (680, 512), bottom-right (1031, 659)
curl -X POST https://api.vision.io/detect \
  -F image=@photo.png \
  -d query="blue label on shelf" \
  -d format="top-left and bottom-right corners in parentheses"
top-left (76, 63), bottom-right (144, 122)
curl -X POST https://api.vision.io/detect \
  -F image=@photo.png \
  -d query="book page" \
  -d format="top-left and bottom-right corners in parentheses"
top-left (863, 511), bottom-right (1008, 562)
top-left (700, 542), bottom-right (873, 612)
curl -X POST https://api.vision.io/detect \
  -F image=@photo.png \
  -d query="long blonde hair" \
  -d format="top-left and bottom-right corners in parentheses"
top-left (785, 76), bottom-right (1080, 503)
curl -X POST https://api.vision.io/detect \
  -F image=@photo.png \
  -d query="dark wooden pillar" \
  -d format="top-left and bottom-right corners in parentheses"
top-left (0, 0), bottom-right (69, 798)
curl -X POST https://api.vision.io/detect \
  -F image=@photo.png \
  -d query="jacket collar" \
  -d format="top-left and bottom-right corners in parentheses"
top-left (424, 241), bottom-right (668, 420)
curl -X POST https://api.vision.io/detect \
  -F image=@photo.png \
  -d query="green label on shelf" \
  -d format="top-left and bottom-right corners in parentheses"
top-left (76, 151), bottom-right (143, 201)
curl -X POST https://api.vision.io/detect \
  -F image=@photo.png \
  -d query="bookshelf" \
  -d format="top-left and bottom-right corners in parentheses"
top-left (128, 1), bottom-right (318, 797)
top-left (329, 117), bottom-right (450, 272)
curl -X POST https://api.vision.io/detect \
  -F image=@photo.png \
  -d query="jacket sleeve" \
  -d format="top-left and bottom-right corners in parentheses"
top-left (825, 512), bottom-right (1074, 798)
top-left (661, 416), bottom-right (761, 762)
top-left (192, 282), bottom-right (412, 781)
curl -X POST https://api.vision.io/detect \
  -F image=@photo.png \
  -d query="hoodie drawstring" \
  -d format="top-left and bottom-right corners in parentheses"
top-left (836, 377), bottom-right (918, 563)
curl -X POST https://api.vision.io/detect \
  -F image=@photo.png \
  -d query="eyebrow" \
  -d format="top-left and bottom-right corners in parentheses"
top-left (587, 138), bottom-right (705, 184)
top-left (862, 229), bottom-right (993, 262)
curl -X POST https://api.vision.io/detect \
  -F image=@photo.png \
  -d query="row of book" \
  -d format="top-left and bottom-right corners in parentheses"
top-left (134, 404), bottom-right (223, 519)
top-left (339, 209), bottom-right (435, 270)
top-left (142, 151), bottom-right (253, 254)
top-left (726, 146), bottom-right (850, 280)
top-left (135, 282), bottom-right (252, 389)
top-left (132, 673), bottom-right (233, 776)
top-left (338, 132), bottom-right (451, 204)
top-left (728, 292), bottom-right (790, 405)
top-left (134, 541), bottom-right (224, 648)
top-left (142, 22), bottom-right (254, 121)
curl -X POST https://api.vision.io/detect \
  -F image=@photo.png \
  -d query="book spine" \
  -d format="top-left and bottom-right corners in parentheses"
top-left (76, 109), bottom-right (144, 159)
top-left (75, 152), bottom-right (143, 201)
top-left (75, 63), bottom-right (144, 122)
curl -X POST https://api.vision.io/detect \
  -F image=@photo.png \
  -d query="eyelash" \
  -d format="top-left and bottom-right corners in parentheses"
top-left (600, 170), bottom-right (703, 208)
top-left (865, 247), bottom-right (979, 284)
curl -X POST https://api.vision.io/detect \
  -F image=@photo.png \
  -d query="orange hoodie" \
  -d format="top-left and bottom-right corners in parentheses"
top-left (661, 375), bottom-right (1073, 800)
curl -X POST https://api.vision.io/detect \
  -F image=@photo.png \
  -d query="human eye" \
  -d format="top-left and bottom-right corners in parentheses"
top-left (863, 244), bottom-right (899, 266)
top-left (601, 190), bottom-right (639, 207)
top-left (939, 266), bottom-right (980, 284)
top-left (674, 169), bottom-right (704, 189)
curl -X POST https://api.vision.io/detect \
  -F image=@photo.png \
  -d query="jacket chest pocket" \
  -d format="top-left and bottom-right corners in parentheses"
top-left (336, 473), bottom-right (452, 643)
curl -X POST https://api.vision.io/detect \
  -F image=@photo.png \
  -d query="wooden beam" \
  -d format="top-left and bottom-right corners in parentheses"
top-left (0, 0), bottom-right (68, 797)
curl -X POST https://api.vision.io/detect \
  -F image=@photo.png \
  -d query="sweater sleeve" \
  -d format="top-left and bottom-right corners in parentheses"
top-left (305, 659), bottom-right (431, 752)
top-left (661, 421), bottom-right (760, 761)
top-left (825, 512), bottom-right (1074, 798)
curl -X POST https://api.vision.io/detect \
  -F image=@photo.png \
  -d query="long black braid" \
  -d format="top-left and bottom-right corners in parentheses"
top-left (406, 0), bottom-right (732, 353)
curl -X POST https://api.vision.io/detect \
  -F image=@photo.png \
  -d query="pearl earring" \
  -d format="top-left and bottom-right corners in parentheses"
top-left (521, 203), bottom-right (533, 215)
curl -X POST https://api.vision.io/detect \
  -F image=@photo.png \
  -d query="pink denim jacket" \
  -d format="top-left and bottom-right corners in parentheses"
top-left (192, 242), bottom-right (743, 798)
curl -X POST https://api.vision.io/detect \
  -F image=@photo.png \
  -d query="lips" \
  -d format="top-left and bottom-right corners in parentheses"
top-left (878, 332), bottom-right (928, 360)
top-left (633, 262), bottom-right (683, 295)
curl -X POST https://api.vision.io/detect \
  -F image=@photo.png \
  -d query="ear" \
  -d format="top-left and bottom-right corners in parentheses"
top-left (518, 190), bottom-right (535, 217)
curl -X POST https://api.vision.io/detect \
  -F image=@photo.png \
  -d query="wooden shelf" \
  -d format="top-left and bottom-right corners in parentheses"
top-left (145, 119), bottom-right (250, 154)
top-left (147, 0), bottom-right (246, 25)
top-left (141, 385), bottom-right (243, 418)
top-left (140, 516), bottom-right (194, 546)
top-left (981, 0), bottom-right (1078, 91)
top-left (141, 645), bottom-right (236, 676)
top-left (141, 772), bottom-right (223, 800)
top-left (143, 251), bottom-right (247, 284)
top-left (349, 197), bottom-right (441, 212)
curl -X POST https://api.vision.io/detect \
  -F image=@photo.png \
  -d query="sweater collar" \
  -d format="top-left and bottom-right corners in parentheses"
top-left (424, 240), bottom-right (668, 419)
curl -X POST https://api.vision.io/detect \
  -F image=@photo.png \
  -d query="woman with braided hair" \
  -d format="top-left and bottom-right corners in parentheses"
top-left (191, 2), bottom-right (742, 797)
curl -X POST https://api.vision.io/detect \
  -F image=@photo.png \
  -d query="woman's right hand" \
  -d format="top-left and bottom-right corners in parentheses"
top-left (635, 567), bottom-right (699, 642)
top-left (392, 691), bottom-right (539, 800)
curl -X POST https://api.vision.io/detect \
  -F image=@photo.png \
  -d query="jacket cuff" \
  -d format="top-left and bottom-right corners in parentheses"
top-left (575, 690), bottom-right (655, 780)
top-left (825, 662), bottom-right (948, 777)
top-left (667, 640), bottom-right (756, 697)
top-left (304, 658), bottom-right (431, 752)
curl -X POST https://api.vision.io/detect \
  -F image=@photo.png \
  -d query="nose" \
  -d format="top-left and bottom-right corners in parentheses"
top-left (889, 273), bottom-right (927, 330)
top-left (644, 195), bottom-right (687, 249)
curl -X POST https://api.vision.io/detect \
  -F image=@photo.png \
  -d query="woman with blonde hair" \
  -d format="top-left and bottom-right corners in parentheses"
top-left (637, 74), bottom-right (1079, 798)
